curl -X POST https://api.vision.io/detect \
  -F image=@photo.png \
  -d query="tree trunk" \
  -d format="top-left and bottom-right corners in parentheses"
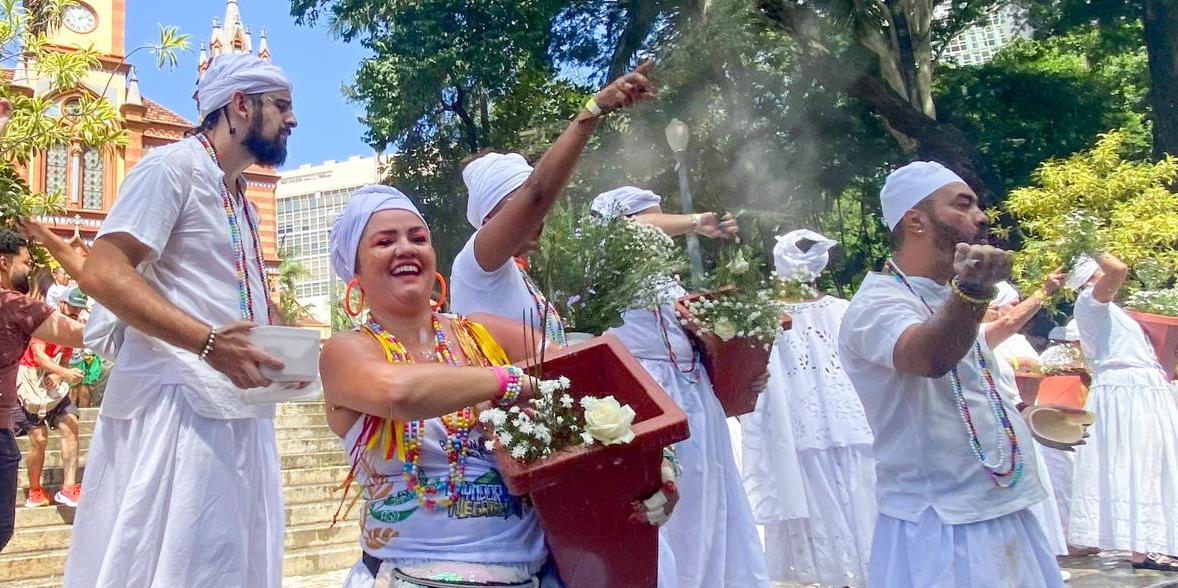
top-left (1144, 0), bottom-right (1178, 158)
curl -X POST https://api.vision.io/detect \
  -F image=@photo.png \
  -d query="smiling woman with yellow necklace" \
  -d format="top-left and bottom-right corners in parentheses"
top-left (321, 185), bottom-right (556, 587)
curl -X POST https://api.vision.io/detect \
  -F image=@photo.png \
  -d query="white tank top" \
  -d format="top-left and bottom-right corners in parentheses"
top-left (342, 416), bottom-right (548, 566)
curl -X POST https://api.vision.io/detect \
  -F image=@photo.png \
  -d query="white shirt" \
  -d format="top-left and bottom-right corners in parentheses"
top-left (450, 233), bottom-right (542, 325)
top-left (839, 271), bottom-right (1044, 525)
top-left (45, 283), bottom-right (69, 309)
top-left (96, 137), bottom-right (273, 421)
top-left (1073, 289), bottom-right (1162, 373)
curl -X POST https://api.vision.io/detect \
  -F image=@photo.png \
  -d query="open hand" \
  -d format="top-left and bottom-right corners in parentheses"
top-left (953, 243), bottom-right (1012, 293)
top-left (1042, 266), bottom-right (1066, 295)
top-left (593, 61), bottom-right (656, 112)
top-left (204, 321), bottom-right (285, 389)
top-left (696, 213), bottom-right (739, 240)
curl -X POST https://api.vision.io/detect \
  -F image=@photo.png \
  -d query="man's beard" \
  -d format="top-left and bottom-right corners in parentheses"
top-left (929, 213), bottom-right (987, 252)
top-left (243, 116), bottom-right (288, 167)
top-left (10, 270), bottom-right (29, 294)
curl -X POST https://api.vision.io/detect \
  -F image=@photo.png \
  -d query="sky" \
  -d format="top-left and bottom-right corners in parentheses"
top-left (125, 0), bottom-right (374, 168)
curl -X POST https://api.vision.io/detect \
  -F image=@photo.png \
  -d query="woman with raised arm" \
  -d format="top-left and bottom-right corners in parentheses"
top-left (449, 62), bottom-right (656, 343)
top-left (322, 186), bottom-right (677, 588)
top-left (1065, 253), bottom-right (1178, 572)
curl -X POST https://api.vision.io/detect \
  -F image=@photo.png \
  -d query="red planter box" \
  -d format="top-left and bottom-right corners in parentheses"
top-left (675, 292), bottom-right (791, 417)
top-left (1014, 372), bottom-right (1044, 406)
top-left (1126, 310), bottom-right (1178, 380)
top-left (494, 334), bottom-right (690, 588)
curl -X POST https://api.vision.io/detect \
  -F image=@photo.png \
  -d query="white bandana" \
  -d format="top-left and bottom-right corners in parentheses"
top-left (462, 153), bottom-right (533, 229)
top-left (195, 53), bottom-right (292, 122)
top-left (591, 186), bottom-right (662, 217)
top-left (880, 161), bottom-right (967, 231)
top-left (773, 229), bottom-right (838, 281)
top-left (1065, 255), bottom-right (1099, 291)
top-left (330, 185), bottom-right (426, 283)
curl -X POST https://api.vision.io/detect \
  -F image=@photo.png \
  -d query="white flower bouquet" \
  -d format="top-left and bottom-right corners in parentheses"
top-left (479, 376), bottom-right (637, 463)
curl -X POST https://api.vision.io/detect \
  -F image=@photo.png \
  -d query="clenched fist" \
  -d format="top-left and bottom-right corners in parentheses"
top-left (953, 243), bottom-right (1012, 293)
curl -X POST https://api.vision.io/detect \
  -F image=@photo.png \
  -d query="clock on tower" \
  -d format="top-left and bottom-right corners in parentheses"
top-left (61, 3), bottom-right (98, 34)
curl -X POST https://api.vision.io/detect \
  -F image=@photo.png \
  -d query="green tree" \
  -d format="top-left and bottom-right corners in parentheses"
top-left (276, 245), bottom-right (311, 325)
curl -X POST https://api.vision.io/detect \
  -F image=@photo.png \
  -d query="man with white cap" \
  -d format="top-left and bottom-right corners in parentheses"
top-left (590, 187), bottom-right (770, 588)
top-left (450, 62), bottom-right (655, 344)
top-left (839, 161), bottom-right (1064, 586)
top-left (740, 229), bottom-right (877, 587)
top-left (64, 53), bottom-right (301, 587)
top-left (1064, 253), bottom-right (1178, 571)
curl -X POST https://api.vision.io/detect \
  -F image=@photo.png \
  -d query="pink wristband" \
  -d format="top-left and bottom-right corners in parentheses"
top-left (491, 366), bottom-right (510, 393)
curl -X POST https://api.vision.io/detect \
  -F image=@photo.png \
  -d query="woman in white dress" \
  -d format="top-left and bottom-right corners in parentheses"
top-left (1067, 253), bottom-right (1178, 571)
top-left (321, 186), bottom-right (678, 587)
top-left (592, 187), bottom-right (772, 588)
top-left (740, 229), bottom-right (876, 587)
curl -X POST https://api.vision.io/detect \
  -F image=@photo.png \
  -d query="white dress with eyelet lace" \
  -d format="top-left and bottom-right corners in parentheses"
top-left (739, 296), bottom-right (877, 587)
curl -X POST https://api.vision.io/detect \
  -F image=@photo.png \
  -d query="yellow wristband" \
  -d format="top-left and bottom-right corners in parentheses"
top-left (584, 97), bottom-right (603, 118)
top-left (951, 279), bottom-right (994, 307)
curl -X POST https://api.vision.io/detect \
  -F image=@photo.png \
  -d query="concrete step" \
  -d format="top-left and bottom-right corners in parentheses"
top-left (283, 543), bottom-right (361, 578)
top-left (65, 403), bottom-right (327, 425)
top-left (0, 549), bottom-right (65, 582)
top-left (15, 475), bottom-right (350, 508)
top-left (3, 577), bottom-right (61, 588)
top-left (13, 424), bottom-right (336, 453)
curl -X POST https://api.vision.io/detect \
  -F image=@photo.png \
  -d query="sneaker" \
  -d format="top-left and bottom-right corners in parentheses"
top-left (54, 484), bottom-right (81, 508)
top-left (25, 487), bottom-right (50, 507)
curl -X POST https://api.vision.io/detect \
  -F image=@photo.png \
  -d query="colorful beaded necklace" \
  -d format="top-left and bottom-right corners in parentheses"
top-left (196, 134), bottom-right (273, 324)
top-left (515, 257), bottom-right (567, 346)
top-left (655, 305), bottom-right (699, 382)
top-left (364, 314), bottom-right (476, 511)
top-left (883, 260), bottom-right (1023, 488)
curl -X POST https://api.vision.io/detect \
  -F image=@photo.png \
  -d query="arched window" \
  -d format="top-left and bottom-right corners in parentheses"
top-left (44, 143), bottom-right (68, 197)
top-left (81, 148), bottom-right (104, 209)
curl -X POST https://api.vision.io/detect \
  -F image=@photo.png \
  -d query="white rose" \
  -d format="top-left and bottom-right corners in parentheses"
top-left (712, 317), bottom-right (738, 341)
top-left (727, 250), bottom-right (750, 275)
top-left (583, 395), bottom-right (637, 446)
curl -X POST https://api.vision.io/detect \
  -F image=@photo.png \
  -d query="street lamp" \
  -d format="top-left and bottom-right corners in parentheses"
top-left (665, 119), bottom-right (704, 286)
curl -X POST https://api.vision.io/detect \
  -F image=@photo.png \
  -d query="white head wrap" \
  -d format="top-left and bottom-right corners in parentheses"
top-left (462, 153), bottom-right (533, 229)
top-left (195, 53), bottom-right (292, 123)
top-left (591, 187), bottom-right (662, 218)
top-left (1049, 320), bottom-right (1081, 342)
top-left (773, 229), bottom-right (838, 280)
top-left (329, 185), bottom-right (426, 283)
top-left (1065, 255), bottom-right (1100, 291)
top-left (989, 281), bottom-right (1020, 309)
top-left (880, 161), bottom-right (967, 231)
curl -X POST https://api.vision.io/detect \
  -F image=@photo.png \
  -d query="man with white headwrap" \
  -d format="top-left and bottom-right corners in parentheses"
top-left (64, 54), bottom-right (301, 587)
top-left (450, 63), bottom-right (655, 344)
top-left (738, 229), bottom-right (877, 587)
top-left (589, 186), bottom-right (770, 588)
top-left (1064, 253), bottom-right (1178, 570)
top-left (839, 161), bottom-right (1064, 587)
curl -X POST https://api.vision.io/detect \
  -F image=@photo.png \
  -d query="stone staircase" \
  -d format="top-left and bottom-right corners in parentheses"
top-left (0, 401), bottom-right (361, 586)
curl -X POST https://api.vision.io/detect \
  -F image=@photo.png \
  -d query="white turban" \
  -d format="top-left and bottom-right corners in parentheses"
top-left (990, 281), bottom-right (1020, 309)
top-left (463, 153), bottom-right (533, 229)
top-left (1065, 255), bottom-right (1099, 291)
top-left (591, 187), bottom-right (662, 218)
top-left (1049, 320), bottom-right (1080, 342)
top-left (329, 185), bottom-right (426, 283)
top-left (773, 229), bottom-right (838, 281)
top-left (880, 161), bottom-right (967, 231)
top-left (195, 53), bottom-right (292, 123)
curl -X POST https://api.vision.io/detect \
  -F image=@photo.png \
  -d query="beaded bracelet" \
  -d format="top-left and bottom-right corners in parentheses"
top-left (950, 278), bottom-right (995, 307)
top-left (493, 365), bottom-right (525, 407)
top-left (198, 328), bottom-right (217, 362)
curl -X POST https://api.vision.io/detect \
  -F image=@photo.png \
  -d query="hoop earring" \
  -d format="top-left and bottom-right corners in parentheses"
top-left (431, 272), bottom-right (447, 312)
top-left (344, 277), bottom-right (365, 318)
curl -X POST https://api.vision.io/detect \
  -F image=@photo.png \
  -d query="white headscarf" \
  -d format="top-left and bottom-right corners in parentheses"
top-left (329, 185), bottom-right (426, 283)
top-left (990, 281), bottom-right (1020, 309)
top-left (591, 187), bottom-right (662, 218)
top-left (195, 54), bottom-right (292, 123)
top-left (773, 229), bottom-right (838, 281)
top-left (462, 153), bottom-right (533, 229)
top-left (1065, 255), bottom-right (1099, 291)
top-left (880, 161), bottom-right (967, 231)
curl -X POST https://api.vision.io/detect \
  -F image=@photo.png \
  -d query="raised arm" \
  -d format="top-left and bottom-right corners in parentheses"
top-left (893, 245), bottom-right (1013, 378)
top-left (320, 331), bottom-right (535, 421)
top-left (984, 269), bottom-right (1064, 348)
top-left (1091, 253), bottom-right (1128, 304)
top-left (473, 63), bottom-right (657, 271)
top-left (632, 212), bottom-right (739, 239)
top-left (15, 218), bottom-right (87, 279)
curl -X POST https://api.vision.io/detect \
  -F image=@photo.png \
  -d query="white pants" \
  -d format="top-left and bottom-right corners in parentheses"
top-left (868, 508), bottom-right (1064, 588)
top-left (63, 387), bottom-right (284, 587)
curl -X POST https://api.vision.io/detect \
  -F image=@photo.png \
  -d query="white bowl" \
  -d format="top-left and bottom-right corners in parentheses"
top-left (251, 326), bottom-right (321, 383)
